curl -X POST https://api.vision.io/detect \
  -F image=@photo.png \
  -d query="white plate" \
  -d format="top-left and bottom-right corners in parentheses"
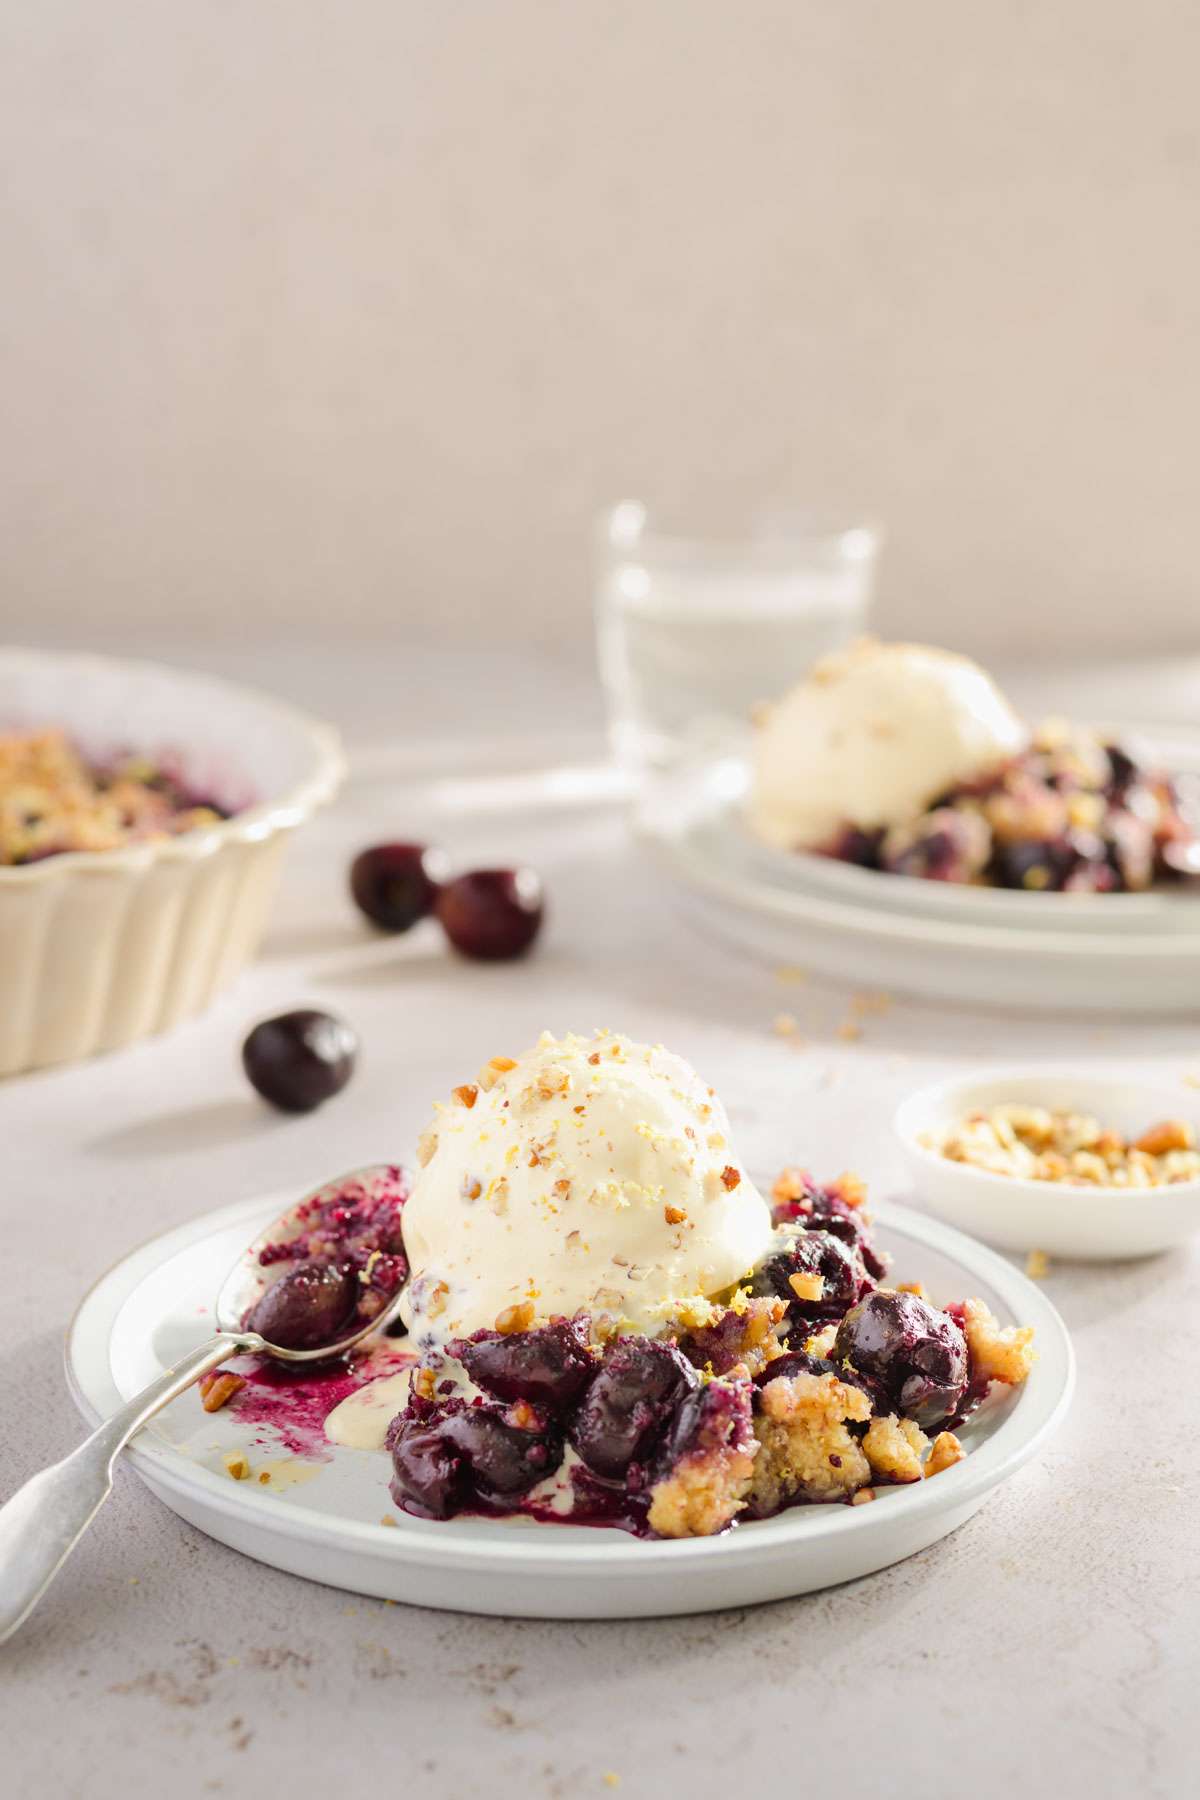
top-left (66, 1189), bottom-right (1073, 1619)
top-left (895, 1068), bottom-right (1200, 1259)
top-left (637, 725), bottom-right (1200, 1011)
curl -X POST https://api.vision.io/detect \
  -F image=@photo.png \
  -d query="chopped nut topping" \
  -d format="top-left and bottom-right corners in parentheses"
top-left (488, 1175), bottom-right (510, 1215)
top-left (804, 1322), bottom-right (838, 1357)
top-left (1133, 1117), bottom-right (1195, 1157)
top-left (925, 1432), bottom-right (966, 1478)
top-left (896, 1281), bottom-right (926, 1299)
top-left (1025, 1249), bottom-right (1049, 1280)
top-left (478, 1056), bottom-right (517, 1091)
top-left (495, 1300), bottom-right (536, 1334)
top-left (720, 1165), bottom-right (741, 1191)
top-left (772, 1166), bottom-right (809, 1204)
top-left (425, 1281), bottom-right (449, 1319)
top-left (413, 1367), bottom-right (437, 1400)
top-left (850, 1486), bottom-right (876, 1505)
top-left (833, 1171), bottom-right (867, 1209)
top-left (461, 1175), bottom-right (482, 1200)
top-left (223, 1452), bottom-right (251, 1481)
top-left (664, 1204), bottom-right (688, 1225)
top-left (451, 1084), bottom-right (478, 1109)
top-left (788, 1271), bottom-right (825, 1303)
top-left (379, 1514), bottom-right (398, 1527)
top-left (199, 1371), bottom-right (246, 1414)
top-left (416, 1129), bottom-right (438, 1167)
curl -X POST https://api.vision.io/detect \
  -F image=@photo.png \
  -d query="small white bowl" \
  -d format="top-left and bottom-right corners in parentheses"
top-left (0, 647), bottom-right (344, 1074)
top-left (894, 1068), bottom-right (1200, 1260)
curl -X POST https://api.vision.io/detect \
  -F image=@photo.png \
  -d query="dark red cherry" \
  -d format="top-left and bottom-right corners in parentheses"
top-left (349, 842), bottom-right (447, 932)
top-left (387, 1396), bottom-right (563, 1519)
top-left (248, 1262), bottom-right (359, 1350)
top-left (435, 868), bottom-right (544, 961)
top-left (568, 1338), bottom-right (697, 1480)
top-left (452, 1318), bottom-right (596, 1412)
top-left (654, 1378), bottom-right (754, 1479)
top-left (833, 1290), bottom-right (968, 1430)
top-left (751, 1227), bottom-right (873, 1321)
top-left (242, 1009), bottom-right (357, 1113)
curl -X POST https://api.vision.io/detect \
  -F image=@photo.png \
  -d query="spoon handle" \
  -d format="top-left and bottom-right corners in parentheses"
top-left (0, 1333), bottom-right (244, 1645)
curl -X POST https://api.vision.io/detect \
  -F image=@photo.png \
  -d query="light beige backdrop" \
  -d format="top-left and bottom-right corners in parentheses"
top-left (3, 1), bottom-right (1199, 659)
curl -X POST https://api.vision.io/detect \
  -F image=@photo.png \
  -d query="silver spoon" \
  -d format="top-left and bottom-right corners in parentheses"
top-left (0, 1164), bottom-right (407, 1645)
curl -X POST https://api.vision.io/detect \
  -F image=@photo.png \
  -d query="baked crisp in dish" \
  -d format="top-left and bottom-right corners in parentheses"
top-left (209, 1032), bottom-right (1037, 1536)
top-left (373, 1031), bottom-right (1036, 1538)
top-left (0, 728), bottom-right (229, 864)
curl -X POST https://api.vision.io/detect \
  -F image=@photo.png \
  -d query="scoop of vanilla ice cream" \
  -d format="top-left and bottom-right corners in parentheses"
top-left (399, 1030), bottom-right (772, 1344)
top-left (748, 640), bottom-right (1028, 850)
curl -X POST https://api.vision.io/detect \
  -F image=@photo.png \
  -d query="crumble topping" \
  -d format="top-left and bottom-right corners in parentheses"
top-left (960, 1297), bottom-right (1037, 1385)
top-left (923, 1103), bottom-right (1200, 1188)
top-left (749, 1370), bottom-right (872, 1510)
top-left (862, 1413), bottom-right (928, 1484)
top-left (0, 728), bottom-right (227, 864)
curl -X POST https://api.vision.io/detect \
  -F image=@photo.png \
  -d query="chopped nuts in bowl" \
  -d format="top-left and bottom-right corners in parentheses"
top-left (895, 1070), bottom-right (1200, 1260)
top-left (922, 1103), bottom-right (1200, 1190)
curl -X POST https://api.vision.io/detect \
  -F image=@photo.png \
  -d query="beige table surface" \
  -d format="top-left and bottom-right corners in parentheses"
top-left (3, 643), bottom-right (1197, 1800)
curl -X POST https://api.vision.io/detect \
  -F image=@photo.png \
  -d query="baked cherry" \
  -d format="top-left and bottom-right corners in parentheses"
top-left (248, 1262), bottom-right (359, 1350)
top-left (452, 1318), bottom-right (596, 1412)
top-left (832, 1290), bottom-right (968, 1429)
top-left (349, 842), bottom-right (447, 932)
top-left (751, 1228), bottom-right (872, 1321)
top-left (387, 1396), bottom-right (563, 1519)
top-left (435, 868), bottom-right (544, 961)
top-left (568, 1338), bottom-right (697, 1480)
top-left (828, 826), bottom-right (884, 869)
top-left (1103, 742), bottom-right (1139, 797)
top-left (654, 1378), bottom-right (754, 1477)
top-left (242, 1009), bottom-right (357, 1113)
top-left (807, 1190), bottom-right (889, 1280)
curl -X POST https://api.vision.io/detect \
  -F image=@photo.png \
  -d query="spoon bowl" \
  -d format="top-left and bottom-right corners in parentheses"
top-left (0, 1162), bottom-right (410, 1643)
top-left (214, 1163), bottom-right (410, 1357)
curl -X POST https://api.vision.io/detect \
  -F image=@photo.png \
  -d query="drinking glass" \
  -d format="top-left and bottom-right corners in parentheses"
top-left (595, 501), bottom-right (879, 776)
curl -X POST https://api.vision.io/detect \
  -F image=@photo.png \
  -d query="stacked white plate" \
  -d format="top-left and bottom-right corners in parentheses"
top-left (637, 726), bottom-right (1200, 1014)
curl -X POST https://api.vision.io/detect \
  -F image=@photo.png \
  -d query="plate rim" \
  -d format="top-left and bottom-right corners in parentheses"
top-left (644, 823), bottom-right (1200, 959)
top-left (64, 1187), bottom-right (1075, 1573)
